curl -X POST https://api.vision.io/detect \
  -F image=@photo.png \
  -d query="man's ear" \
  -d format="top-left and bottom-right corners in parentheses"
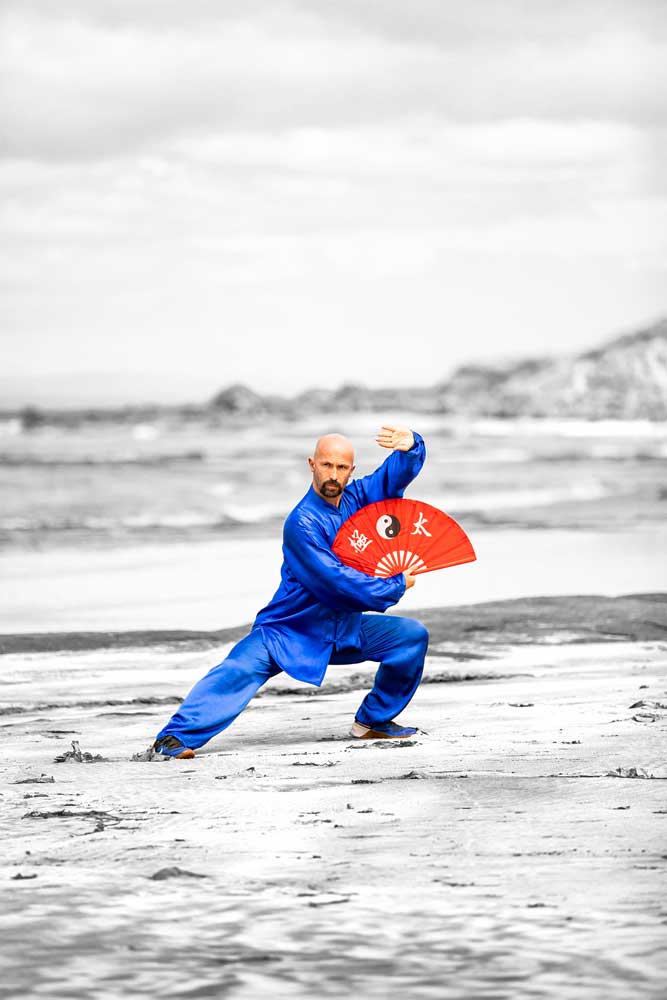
top-left (308, 457), bottom-right (315, 471)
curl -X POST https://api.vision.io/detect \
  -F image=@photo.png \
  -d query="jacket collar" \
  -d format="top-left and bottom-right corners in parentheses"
top-left (308, 484), bottom-right (345, 515)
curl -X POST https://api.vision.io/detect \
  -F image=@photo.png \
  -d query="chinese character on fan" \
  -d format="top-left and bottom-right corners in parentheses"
top-left (349, 529), bottom-right (373, 553)
top-left (411, 512), bottom-right (432, 536)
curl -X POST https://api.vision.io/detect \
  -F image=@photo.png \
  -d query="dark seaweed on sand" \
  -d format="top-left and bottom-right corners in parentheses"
top-left (53, 740), bottom-right (109, 763)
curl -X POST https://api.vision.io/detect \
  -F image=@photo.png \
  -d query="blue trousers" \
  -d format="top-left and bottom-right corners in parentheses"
top-left (156, 615), bottom-right (429, 750)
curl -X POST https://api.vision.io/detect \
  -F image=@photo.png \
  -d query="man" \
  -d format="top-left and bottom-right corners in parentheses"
top-left (150, 423), bottom-right (428, 759)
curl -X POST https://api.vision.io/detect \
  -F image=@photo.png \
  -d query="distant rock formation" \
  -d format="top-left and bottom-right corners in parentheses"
top-left (437, 318), bottom-right (667, 420)
top-left (293, 382), bottom-right (440, 415)
top-left (6, 318), bottom-right (665, 425)
top-left (206, 317), bottom-right (667, 421)
top-left (210, 383), bottom-right (269, 416)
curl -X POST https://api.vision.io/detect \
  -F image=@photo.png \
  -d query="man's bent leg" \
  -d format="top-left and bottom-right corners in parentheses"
top-left (155, 630), bottom-right (281, 750)
top-left (331, 615), bottom-right (429, 728)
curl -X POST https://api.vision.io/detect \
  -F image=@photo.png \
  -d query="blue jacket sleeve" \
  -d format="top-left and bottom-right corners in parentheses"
top-left (347, 431), bottom-right (426, 507)
top-left (283, 513), bottom-right (406, 613)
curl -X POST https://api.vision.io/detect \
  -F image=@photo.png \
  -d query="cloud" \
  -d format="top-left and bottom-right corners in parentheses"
top-left (0, 118), bottom-right (650, 259)
top-left (7, 0), bottom-right (667, 42)
top-left (1, 1), bottom-right (666, 161)
top-left (1, 2), bottom-right (665, 396)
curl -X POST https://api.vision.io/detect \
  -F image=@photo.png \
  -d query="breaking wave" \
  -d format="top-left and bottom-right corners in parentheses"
top-left (0, 451), bottom-right (206, 468)
top-left (0, 507), bottom-right (283, 540)
top-left (430, 482), bottom-right (610, 512)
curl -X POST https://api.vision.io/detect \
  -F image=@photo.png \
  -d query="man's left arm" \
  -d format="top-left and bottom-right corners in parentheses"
top-left (347, 425), bottom-right (426, 507)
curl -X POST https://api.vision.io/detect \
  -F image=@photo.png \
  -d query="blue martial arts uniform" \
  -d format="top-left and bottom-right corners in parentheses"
top-left (157, 432), bottom-right (428, 749)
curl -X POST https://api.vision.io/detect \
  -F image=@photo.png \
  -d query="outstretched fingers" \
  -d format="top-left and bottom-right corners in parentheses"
top-left (375, 424), bottom-right (397, 449)
top-left (375, 425), bottom-right (414, 451)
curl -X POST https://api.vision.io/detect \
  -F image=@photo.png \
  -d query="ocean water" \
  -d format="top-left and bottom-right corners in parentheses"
top-left (1, 413), bottom-right (666, 632)
top-left (1, 412), bottom-right (666, 550)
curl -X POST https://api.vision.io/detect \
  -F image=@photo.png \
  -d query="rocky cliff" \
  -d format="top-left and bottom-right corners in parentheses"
top-left (207, 317), bottom-right (667, 421)
top-left (9, 318), bottom-right (665, 427)
top-left (437, 319), bottom-right (667, 420)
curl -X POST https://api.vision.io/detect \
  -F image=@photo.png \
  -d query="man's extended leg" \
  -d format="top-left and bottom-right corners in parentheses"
top-left (330, 614), bottom-right (429, 737)
top-left (153, 629), bottom-right (281, 755)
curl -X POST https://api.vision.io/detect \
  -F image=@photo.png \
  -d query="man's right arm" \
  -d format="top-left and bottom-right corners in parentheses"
top-left (283, 513), bottom-right (406, 613)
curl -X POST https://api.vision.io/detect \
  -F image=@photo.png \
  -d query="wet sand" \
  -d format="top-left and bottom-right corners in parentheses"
top-left (4, 525), bottom-right (667, 633)
top-left (2, 594), bottom-right (667, 999)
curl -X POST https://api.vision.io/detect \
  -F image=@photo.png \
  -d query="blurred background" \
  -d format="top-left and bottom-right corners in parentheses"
top-left (1, 1), bottom-right (666, 633)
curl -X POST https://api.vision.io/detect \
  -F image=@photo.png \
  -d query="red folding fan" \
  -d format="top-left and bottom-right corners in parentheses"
top-left (332, 498), bottom-right (476, 578)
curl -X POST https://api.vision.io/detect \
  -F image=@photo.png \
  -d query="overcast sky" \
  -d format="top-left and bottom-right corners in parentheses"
top-left (1, 0), bottom-right (666, 404)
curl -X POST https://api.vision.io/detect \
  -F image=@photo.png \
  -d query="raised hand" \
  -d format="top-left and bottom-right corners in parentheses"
top-left (375, 424), bottom-right (415, 452)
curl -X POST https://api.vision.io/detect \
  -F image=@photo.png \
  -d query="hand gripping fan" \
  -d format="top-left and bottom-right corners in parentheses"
top-left (332, 498), bottom-right (476, 578)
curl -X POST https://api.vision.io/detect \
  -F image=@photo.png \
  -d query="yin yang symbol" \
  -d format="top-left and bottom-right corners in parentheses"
top-left (376, 514), bottom-right (401, 539)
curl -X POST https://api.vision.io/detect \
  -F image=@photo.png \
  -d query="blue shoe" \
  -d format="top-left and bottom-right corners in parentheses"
top-left (152, 735), bottom-right (196, 759)
top-left (349, 719), bottom-right (418, 740)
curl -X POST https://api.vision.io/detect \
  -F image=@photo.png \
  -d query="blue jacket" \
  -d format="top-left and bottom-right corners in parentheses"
top-left (253, 432), bottom-right (426, 685)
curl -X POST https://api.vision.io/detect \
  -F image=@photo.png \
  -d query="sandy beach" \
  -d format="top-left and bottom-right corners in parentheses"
top-left (4, 526), bottom-right (667, 634)
top-left (2, 593), bottom-right (666, 999)
top-left (2, 412), bottom-right (666, 996)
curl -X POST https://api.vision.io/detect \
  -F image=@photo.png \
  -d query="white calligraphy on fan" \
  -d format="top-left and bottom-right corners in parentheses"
top-left (411, 512), bottom-right (432, 536)
top-left (349, 529), bottom-right (373, 553)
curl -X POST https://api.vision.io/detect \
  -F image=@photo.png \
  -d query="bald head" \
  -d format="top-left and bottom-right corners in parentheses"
top-left (309, 433), bottom-right (356, 506)
top-left (313, 433), bottom-right (355, 463)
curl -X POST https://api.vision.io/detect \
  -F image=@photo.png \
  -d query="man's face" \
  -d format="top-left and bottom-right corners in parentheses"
top-left (309, 441), bottom-right (355, 504)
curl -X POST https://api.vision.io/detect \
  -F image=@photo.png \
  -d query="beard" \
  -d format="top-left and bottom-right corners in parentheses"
top-left (319, 480), bottom-right (343, 497)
